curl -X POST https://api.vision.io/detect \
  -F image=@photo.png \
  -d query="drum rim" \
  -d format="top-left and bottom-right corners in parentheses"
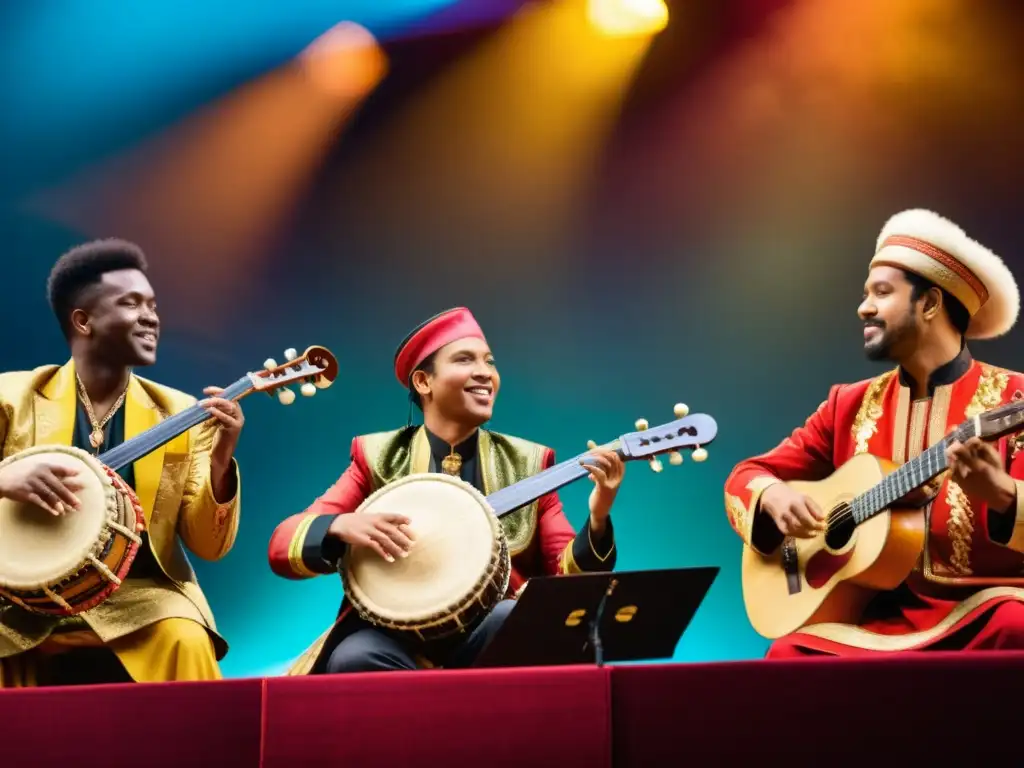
top-left (0, 445), bottom-right (118, 590)
top-left (342, 472), bottom-right (511, 631)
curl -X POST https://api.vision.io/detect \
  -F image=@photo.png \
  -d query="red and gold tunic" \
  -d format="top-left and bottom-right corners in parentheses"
top-left (270, 424), bottom-right (616, 673)
top-left (725, 349), bottom-right (1024, 655)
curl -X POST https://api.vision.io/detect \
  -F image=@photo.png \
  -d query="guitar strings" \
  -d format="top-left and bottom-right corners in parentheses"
top-left (822, 426), bottom-right (973, 532)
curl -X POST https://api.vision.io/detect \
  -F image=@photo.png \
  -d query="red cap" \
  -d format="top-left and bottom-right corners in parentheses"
top-left (393, 307), bottom-right (486, 386)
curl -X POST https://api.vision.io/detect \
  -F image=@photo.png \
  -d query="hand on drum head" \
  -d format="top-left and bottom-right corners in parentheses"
top-left (327, 512), bottom-right (416, 563)
top-left (0, 460), bottom-right (86, 516)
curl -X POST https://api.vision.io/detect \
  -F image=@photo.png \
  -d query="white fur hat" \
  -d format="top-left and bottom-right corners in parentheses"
top-left (871, 209), bottom-right (1019, 340)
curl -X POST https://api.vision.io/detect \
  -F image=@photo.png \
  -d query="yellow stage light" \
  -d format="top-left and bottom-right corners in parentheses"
top-left (587, 0), bottom-right (669, 37)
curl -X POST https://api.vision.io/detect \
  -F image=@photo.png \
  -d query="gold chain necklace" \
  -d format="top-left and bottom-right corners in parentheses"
top-left (76, 374), bottom-right (130, 452)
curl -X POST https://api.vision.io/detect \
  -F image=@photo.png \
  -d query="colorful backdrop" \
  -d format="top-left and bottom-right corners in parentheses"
top-left (3, 0), bottom-right (1024, 677)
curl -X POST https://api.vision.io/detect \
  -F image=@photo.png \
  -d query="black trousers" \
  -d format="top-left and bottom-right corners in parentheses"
top-left (325, 599), bottom-right (515, 673)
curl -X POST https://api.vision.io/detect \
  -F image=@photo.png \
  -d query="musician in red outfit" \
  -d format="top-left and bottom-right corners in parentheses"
top-left (726, 208), bottom-right (1024, 656)
top-left (270, 307), bottom-right (624, 674)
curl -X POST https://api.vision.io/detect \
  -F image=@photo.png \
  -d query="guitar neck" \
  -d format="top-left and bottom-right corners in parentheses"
top-left (849, 418), bottom-right (978, 524)
top-left (487, 448), bottom-right (627, 519)
top-left (98, 375), bottom-right (252, 471)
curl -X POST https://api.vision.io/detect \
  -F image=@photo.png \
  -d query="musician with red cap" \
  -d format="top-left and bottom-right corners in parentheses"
top-left (726, 209), bottom-right (1024, 656)
top-left (269, 307), bottom-right (624, 674)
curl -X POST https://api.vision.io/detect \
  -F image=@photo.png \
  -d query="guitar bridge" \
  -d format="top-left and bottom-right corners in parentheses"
top-left (781, 538), bottom-right (801, 594)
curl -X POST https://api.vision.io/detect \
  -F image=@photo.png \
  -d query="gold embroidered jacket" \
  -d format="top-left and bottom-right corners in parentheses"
top-left (0, 360), bottom-right (240, 659)
top-left (725, 350), bottom-right (1024, 587)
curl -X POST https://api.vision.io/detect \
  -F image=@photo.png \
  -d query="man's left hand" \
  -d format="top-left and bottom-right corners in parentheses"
top-left (201, 386), bottom-right (245, 500)
top-left (581, 447), bottom-right (626, 531)
top-left (945, 436), bottom-right (1016, 512)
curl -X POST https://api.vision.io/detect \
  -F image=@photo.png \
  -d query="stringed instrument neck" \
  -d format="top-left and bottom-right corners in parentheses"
top-left (97, 346), bottom-right (338, 472)
top-left (844, 399), bottom-right (1024, 527)
top-left (486, 408), bottom-right (718, 518)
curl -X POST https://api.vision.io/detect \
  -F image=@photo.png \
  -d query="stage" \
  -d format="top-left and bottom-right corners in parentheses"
top-left (2, 651), bottom-right (1020, 767)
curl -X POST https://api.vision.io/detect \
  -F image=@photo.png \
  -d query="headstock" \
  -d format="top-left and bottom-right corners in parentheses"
top-left (976, 399), bottom-right (1024, 442)
top-left (595, 403), bottom-right (718, 472)
top-left (248, 346), bottom-right (339, 405)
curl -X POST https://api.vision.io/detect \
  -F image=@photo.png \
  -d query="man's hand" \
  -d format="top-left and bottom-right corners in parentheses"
top-left (327, 512), bottom-right (416, 563)
top-left (760, 482), bottom-right (827, 539)
top-left (582, 447), bottom-right (626, 534)
top-left (200, 386), bottom-right (245, 502)
top-left (946, 436), bottom-right (1016, 511)
top-left (0, 459), bottom-right (86, 516)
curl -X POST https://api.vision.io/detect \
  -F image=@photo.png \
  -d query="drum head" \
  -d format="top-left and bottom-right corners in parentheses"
top-left (345, 473), bottom-right (500, 621)
top-left (0, 448), bottom-right (110, 590)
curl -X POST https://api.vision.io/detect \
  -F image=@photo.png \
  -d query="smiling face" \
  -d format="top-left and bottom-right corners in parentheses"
top-left (857, 265), bottom-right (927, 362)
top-left (413, 336), bottom-right (500, 427)
top-left (71, 268), bottom-right (161, 366)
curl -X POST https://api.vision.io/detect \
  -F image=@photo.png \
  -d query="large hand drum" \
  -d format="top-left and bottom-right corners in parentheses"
top-left (0, 445), bottom-right (144, 615)
top-left (341, 473), bottom-right (511, 642)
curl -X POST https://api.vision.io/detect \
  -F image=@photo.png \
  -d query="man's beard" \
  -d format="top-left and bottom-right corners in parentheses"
top-left (863, 315), bottom-right (914, 361)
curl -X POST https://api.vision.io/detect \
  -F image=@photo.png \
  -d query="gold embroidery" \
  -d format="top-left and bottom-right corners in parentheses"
top-left (942, 364), bottom-right (1008, 577)
top-left (907, 401), bottom-right (929, 459)
top-left (891, 385), bottom-right (910, 464)
top-left (852, 370), bottom-right (895, 455)
top-left (726, 493), bottom-right (748, 537)
top-left (945, 481), bottom-right (974, 575)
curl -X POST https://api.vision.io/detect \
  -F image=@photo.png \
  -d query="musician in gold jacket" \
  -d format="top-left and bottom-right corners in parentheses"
top-left (269, 307), bottom-right (624, 674)
top-left (0, 239), bottom-right (244, 687)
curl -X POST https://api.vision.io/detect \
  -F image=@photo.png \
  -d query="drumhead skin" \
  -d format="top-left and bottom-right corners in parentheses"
top-left (0, 446), bottom-right (112, 590)
top-left (344, 473), bottom-right (501, 621)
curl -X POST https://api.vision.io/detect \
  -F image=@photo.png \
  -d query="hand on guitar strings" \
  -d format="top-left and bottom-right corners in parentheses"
top-left (327, 512), bottom-right (417, 563)
top-left (759, 483), bottom-right (827, 539)
top-left (945, 436), bottom-right (1017, 511)
top-left (0, 460), bottom-right (86, 516)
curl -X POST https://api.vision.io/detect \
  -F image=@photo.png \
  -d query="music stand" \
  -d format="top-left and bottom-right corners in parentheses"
top-left (473, 567), bottom-right (719, 669)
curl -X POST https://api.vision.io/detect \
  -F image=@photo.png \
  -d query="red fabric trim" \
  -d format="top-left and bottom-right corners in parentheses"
top-left (879, 234), bottom-right (989, 303)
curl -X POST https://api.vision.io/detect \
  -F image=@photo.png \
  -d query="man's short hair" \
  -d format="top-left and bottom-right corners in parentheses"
top-left (46, 238), bottom-right (148, 338)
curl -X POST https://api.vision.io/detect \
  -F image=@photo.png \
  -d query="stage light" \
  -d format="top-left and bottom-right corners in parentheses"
top-left (300, 21), bottom-right (387, 98)
top-left (587, 0), bottom-right (669, 37)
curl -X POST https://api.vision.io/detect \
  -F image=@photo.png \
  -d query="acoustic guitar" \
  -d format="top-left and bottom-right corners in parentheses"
top-left (740, 399), bottom-right (1024, 639)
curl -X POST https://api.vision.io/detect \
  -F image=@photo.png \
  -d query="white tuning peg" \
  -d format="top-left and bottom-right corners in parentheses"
top-left (277, 388), bottom-right (296, 405)
top-left (635, 418), bottom-right (649, 431)
top-left (586, 440), bottom-right (597, 450)
top-left (674, 403), bottom-right (689, 418)
top-left (649, 458), bottom-right (663, 473)
top-left (692, 446), bottom-right (708, 462)
top-left (300, 382), bottom-right (316, 397)
top-left (284, 348), bottom-right (298, 361)
top-left (264, 358), bottom-right (278, 369)
top-left (668, 451), bottom-right (683, 465)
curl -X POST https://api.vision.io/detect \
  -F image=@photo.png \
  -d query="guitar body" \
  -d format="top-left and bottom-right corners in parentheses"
top-left (741, 453), bottom-right (927, 639)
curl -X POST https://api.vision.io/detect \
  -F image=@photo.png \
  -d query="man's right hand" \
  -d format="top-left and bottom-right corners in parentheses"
top-left (327, 512), bottom-right (416, 563)
top-left (0, 460), bottom-right (85, 516)
top-left (760, 483), bottom-right (827, 538)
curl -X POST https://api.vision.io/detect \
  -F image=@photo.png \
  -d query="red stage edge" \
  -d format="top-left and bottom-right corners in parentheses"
top-left (1, 653), bottom-right (1022, 766)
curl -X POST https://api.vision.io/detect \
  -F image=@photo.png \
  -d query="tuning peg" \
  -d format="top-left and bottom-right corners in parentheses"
top-left (284, 348), bottom-right (298, 361)
top-left (586, 440), bottom-right (598, 450)
top-left (635, 418), bottom-right (649, 431)
top-left (264, 358), bottom-right (278, 369)
top-left (668, 451), bottom-right (683, 466)
top-left (277, 388), bottom-right (296, 405)
top-left (674, 403), bottom-right (689, 418)
top-left (300, 382), bottom-right (316, 397)
top-left (692, 446), bottom-right (708, 462)
top-left (649, 458), bottom-right (663, 473)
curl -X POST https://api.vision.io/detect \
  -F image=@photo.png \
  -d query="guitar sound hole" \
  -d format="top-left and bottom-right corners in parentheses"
top-left (824, 503), bottom-right (855, 550)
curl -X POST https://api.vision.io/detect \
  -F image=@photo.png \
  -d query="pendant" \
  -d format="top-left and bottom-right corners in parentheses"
top-left (90, 427), bottom-right (104, 450)
top-left (441, 451), bottom-right (462, 476)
